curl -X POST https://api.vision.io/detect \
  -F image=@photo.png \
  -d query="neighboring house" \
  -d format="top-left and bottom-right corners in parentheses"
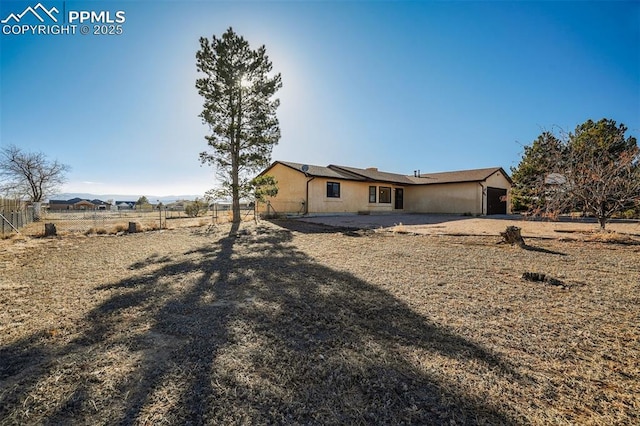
top-left (256, 161), bottom-right (512, 216)
top-left (116, 201), bottom-right (136, 210)
top-left (48, 198), bottom-right (111, 211)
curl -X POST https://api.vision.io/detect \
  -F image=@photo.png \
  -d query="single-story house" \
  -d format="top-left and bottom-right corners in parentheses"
top-left (116, 201), bottom-right (136, 210)
top-left (256, 161), bottom-right (512, 216)
top-left (48, 198), bottom-right (111, 211)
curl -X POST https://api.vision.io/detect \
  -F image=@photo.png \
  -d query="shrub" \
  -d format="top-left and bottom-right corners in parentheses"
top-left (185, 198), bottom-right (207, 217)
top-left (85, 227), bottom-right (107, 235)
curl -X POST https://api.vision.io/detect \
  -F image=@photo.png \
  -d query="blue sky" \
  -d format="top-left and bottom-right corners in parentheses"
top-left (1, 0), bottom-right (638, 197)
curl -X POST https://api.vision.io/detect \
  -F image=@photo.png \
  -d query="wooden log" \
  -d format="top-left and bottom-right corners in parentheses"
top-left (522, 272), bottom-right (564, 286)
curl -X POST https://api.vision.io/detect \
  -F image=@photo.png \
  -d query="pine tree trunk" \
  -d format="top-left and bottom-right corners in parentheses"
top-left (231, 134), bottom-right (241, 223)
top-left (232, 83), bottom-right (242, 224)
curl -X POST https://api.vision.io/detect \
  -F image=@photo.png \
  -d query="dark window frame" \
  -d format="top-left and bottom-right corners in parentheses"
top-left (326, 181), bottom-right (341, 198)
top-left (379, 186), bottom-right (392, 203)
top-left (369, 186), bottom-right (376, 203)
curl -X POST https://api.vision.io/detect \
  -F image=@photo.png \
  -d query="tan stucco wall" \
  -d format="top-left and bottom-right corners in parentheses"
top-left (257, 164), bottom-right (404, 215)
top-left (406, 172), bottom-right (511, 215)
top-left (307, 180), bottom-right (399, 214)
top-left (404, 182), bottom-right (482, 214)
top-left (484, 171), bottom-right (510, 189)
top-left (257, 163), bottom-right (307, 215)
top-left (259, 164), bottom-right (512, 216)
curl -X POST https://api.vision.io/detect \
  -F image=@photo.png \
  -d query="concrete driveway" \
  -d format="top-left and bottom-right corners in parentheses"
top-left (296, 213), bottom-right (487, 229)
top-left (294, 213), bottom-right (640, 239)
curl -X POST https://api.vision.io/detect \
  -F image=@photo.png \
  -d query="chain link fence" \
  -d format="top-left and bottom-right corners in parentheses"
top-left (1, 199), bottom-right (257, 237)
top-left (38, 204), bottom-right (256, 235)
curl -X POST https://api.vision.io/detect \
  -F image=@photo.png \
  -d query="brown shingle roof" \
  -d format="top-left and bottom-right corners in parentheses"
top-left (274, 161), bottom-right (365, 180)
top-left (263, 162), bottom-right (511, 185)
top-left (407, 167), bottom-right (512, 185)
top-left (329, 165), bottom-right (416, 185)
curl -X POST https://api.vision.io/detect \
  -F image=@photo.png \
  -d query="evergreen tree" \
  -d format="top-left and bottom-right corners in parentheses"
top-left (510, 131), bottom-right (563, 212)
top-left (512, 119), bottom-right (639, 229)
top-left (196, 27), bottom-right (282, 223)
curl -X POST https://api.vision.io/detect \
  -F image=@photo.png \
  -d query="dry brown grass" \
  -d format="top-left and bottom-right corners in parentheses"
top-left (0, 219), bottom-right (638, 424)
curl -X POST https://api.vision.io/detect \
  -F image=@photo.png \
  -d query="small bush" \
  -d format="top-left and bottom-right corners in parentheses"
top-left (145, 222), bottom-right (162, 231)
top-left (185, 198), bottom-right (208, 217)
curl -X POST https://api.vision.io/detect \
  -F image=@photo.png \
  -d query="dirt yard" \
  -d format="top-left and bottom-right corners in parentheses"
top-left (1, 219), bottom-right (638, 425)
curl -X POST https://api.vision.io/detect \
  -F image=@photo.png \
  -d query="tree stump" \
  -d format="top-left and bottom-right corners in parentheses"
top-left (500, 226), bottom-right (526, 247)
top-left (44, 223), bottom-right (57, 237)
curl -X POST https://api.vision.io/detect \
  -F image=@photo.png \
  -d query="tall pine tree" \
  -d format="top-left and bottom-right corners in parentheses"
top-left (196, 27), bottom-right (282, 223)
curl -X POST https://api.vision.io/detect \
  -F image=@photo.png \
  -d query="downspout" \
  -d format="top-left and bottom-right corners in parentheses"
top-left (478, 182), bottom-right (486, 215)
top-left (305, 176), bottom-right (315, 215)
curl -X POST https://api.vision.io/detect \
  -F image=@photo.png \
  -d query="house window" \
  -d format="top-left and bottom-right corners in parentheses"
top-left (326, 182), bottom-right (340, 198)
top-left (379, 186), bottom-right (391, 203)
top-left (369, 186), bottom-right (376, 203)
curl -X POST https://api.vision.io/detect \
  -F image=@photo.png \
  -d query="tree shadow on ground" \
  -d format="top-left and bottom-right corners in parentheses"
top-left (269, 218), bottom-right (362, 236)
top-left (0, 222), bottom-right (524, 424)
top-left (521, 244), bottom-right (567, 256)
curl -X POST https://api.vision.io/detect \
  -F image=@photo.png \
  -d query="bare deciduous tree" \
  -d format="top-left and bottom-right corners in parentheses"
top-left (513, 119), bottom-right (639, 229)
top-left (560, 144), bottom-right (639, 229)
top-left (0, 144), bottom-right (70, 203)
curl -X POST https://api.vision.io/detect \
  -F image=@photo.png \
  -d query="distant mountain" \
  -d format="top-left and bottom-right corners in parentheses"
top-left (49, 193), bottom-right (202, 204)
